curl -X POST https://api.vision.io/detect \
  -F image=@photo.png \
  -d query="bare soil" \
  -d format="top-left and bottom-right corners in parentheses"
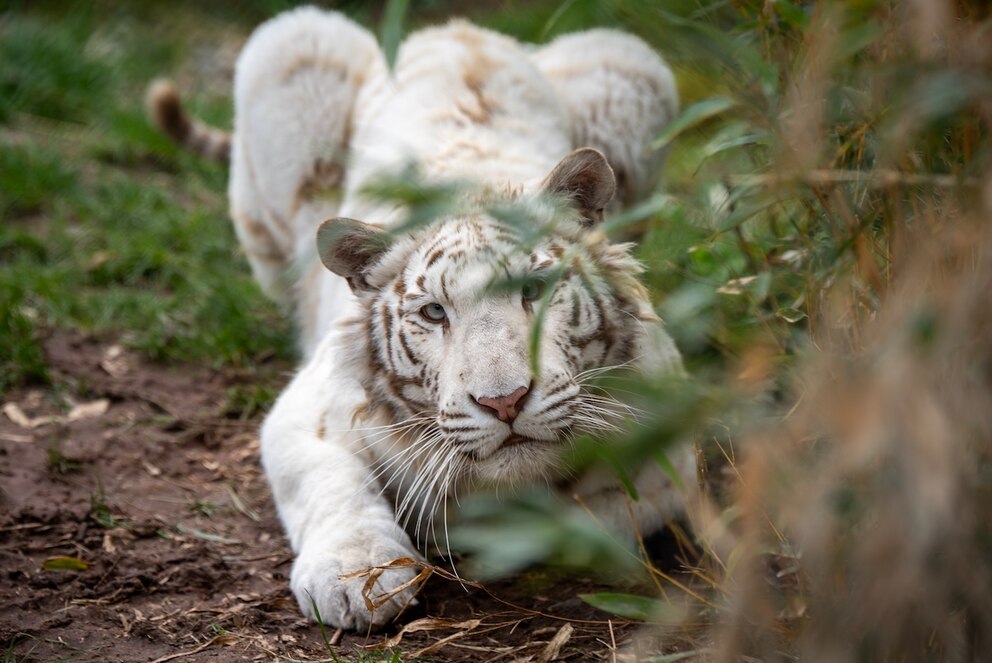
top-left (0, 330), bottom-right (660, 662)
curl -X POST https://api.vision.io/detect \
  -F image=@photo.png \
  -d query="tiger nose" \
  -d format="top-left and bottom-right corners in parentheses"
top-left (473, 385), bottom-right (530, 423)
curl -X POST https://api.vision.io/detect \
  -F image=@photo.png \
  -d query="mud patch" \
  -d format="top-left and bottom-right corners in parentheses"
top-left (1, 330), bottom-right (679, 662)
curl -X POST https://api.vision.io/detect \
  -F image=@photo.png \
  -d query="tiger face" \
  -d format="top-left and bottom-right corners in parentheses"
top-left (319, 149), bottom-right (662, 490)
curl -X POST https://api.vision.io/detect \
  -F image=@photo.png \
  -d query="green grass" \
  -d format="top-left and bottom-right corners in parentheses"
top-left (0, 4), bottom-right (293, 394)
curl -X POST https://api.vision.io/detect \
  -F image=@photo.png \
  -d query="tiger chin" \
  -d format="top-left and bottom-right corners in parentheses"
top-left (149, 6), bottom-right (695, 630)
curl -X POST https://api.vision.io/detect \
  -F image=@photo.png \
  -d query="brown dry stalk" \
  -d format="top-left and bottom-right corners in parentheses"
top-left (727, 169), bottom-right (981, 189)
top-left (342, 557), bottom-right (631, 626)
top-left (146, 635), bottom-right (237, 663)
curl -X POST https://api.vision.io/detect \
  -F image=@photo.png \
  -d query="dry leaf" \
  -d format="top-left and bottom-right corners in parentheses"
top-left (2, 403), bottom-right (60, 428)
top-left (3, 403), bottom-right (33, 428)
top-left (408, 620), bottom-right (483, 658)
top-left (103, 527), bottom-right (134, 553)
top-left (86, 250), bottom-right (113, 271)
top-left (0, 432), bottom-right (33, 443)
top-left (537, 623), bottom-right (574, 662)
top-left (338, 557), bottom-right (422, 580)
top-left (101, 344), bottom-right (131, 377)
top-left (382, 617), bottom-right (482, 648)
top-left (67, 399), bottom-right (110, 421)
top-left (371, 565), bottom-right (431, 609)
top-left (339, 556), bottom-right (429, 617)
top-left (716, 275), bottom-right (758, 295)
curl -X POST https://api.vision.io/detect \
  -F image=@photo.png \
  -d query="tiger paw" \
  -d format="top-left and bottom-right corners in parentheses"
top-left (290, 535), bottom-right (422, 630)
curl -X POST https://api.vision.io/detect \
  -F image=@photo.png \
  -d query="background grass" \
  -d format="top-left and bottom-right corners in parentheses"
top-left (2, 0), bottom-right (990, 660)
top-left (0, 2), bottom-right (296, 393)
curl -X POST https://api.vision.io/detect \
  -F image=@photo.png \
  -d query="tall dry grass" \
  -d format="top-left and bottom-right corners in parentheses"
top-left (682, 1), bottom-right (992, 660)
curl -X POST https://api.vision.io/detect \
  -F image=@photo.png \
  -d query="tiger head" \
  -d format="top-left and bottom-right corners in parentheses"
top-left (318, 148), bottom-right (679, 491)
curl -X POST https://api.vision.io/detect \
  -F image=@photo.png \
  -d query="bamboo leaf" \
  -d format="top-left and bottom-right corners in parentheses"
top-left (773, 1), bottom-right (810, 29)
top-left (43, 556), bottom-right (89, 571)
top-left (652, 98), bottom-right (736, 150)
top-left (777, 306), bottom-right (807, 323)
top-left (656, 451), bottom-right (687, 492)
top-left (703, 132), bottom-right (767, 159)
top-left (580, 592), bottom-right (671, 621)
top-left (380, 0), bottom-right (410, 72)
top-left (601, 193), bottom-right (674, 236)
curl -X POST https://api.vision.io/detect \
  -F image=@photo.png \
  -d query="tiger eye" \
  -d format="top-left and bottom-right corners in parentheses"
top-left (420, 302), bottom-right (447, 322)
top-left (521, 279), bottom-right (544, 302)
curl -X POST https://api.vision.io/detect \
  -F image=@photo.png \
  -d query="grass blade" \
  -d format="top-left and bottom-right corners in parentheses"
top-left (380, 0), bottom-right (410, 72)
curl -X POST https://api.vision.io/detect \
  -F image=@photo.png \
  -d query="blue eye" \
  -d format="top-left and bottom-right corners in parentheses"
top-left (521, 279), bottom-right (544, 302)
top-left (420, 303), bottom-right (447, 322)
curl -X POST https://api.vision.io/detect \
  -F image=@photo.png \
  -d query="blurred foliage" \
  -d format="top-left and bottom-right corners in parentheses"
top-left (437, 0), bottom-right (991, 658)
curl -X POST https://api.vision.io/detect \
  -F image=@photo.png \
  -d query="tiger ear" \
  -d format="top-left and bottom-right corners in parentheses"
top-left (317, 217), bottom-right (392, 292)
top-left (542, 147), bottom-right (616, 225)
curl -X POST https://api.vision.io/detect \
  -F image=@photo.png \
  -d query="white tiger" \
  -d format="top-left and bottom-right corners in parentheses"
top-left (150, 6), bottom-right (694, 630)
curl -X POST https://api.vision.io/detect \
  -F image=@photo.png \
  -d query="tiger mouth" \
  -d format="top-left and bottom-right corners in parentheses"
top-left (500, 433), bottom-right (540, 448)
top-left (455, 434), bottom-right (551, 462)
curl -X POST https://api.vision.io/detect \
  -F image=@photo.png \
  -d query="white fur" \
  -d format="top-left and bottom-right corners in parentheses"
top-left (532, 29), bottom-right (680, 207)
top-left (229, 7), bottom-right (689, 630)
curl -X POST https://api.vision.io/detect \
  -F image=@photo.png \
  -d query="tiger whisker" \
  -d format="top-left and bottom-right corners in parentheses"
top-left (359, 427), bottom-right (440, 496)
top-left (359, 445), bottom-right (423, 496)
top-left (578, 401), bottom-right (651, 426)
top-left (390, 432), bottom-right (446, 506)
top-left (572, 357), bottom-right (642, 383)
top-left (337, 414), bottom-right (436, 435)
top-left (349, 416), bottom-right (436, 454)
top-left (578, 394), bottom-right (650, 415)
top-left (413, 450), bottom-right (457, 545)
top-left (396, 435), bottom-right (448, 528)
top-left (424, 459), bottom-right (453, 550)
top-left (440, 458), bottom-right (465, 584)
top-left (568, 411), bottom-right (628, 434)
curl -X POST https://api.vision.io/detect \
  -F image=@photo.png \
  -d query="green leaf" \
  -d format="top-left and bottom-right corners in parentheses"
top-left (580, 592), bottom-right (671, 621)
top-left (656, 451), bottom-right (687, 492)
top-left (606, 454), bottom-right (639, 500)
top-left (601, 193), bottom-right (674, 237)
top-left (539, 0), bottom-right (580, 41)
top-left (839, 23), bottom-right (879, 59)
top-left (380, 0), bottom-right (410, 72)
top-left (527, 262), bottom-right (569, 379)
top-left (777, 306), bottom-right (807, 323)
top-left (43, 556), bottom-right (89, 571)
top-left (773, 1), bottom-right (810, 29)
top-left (652, 98), bottom-right (736, 150)
top-left (718, 193), bottom-right (789, 232)
top-left (703, 132), bottom-right (767, 160)
top-left (752, 271), bottom-right (773, 303)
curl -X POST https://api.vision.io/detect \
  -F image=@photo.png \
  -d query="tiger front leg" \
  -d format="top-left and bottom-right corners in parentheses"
top-left (260, 343), bottom-right (421, 630)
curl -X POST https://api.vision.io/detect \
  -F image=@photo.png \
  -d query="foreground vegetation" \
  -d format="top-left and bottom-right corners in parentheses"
top-left (2, 0), bottom-right (990, 660)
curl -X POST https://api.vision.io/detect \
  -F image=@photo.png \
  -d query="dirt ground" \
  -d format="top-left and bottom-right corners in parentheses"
top-left (0, 330), bottom-right (674, 662)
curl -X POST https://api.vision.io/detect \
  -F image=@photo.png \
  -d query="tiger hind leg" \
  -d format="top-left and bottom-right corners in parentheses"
top-left (531, 30), bottom-right (679, 211)
top-left (228, 7), bottom-right (383, 301)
